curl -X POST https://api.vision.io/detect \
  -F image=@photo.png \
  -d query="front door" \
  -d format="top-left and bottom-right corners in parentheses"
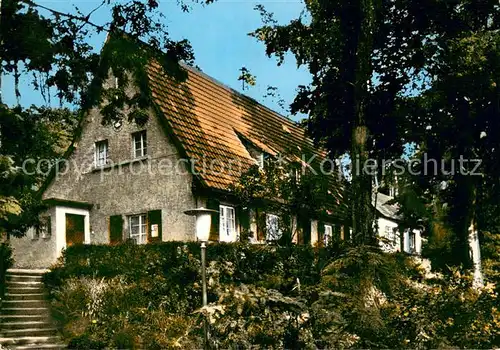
top-left (66, 213), bottom-right (85, 246)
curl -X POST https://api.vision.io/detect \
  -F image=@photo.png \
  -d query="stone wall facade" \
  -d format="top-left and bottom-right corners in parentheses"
top-left (42, 104), bottom-right (198, 245)
top-left (10, 207), bottom-right (57, 268)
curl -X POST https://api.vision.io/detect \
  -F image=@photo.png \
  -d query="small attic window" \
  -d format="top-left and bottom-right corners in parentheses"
top-left (237, 133), bottom-right (270, 169)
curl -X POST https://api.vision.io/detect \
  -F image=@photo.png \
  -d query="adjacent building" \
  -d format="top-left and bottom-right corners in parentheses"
top-left (374, 192), bottom-right (423, 255)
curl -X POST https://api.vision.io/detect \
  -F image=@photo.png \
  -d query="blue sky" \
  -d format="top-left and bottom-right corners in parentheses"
top-left (2, 0), bottom-right (310, 122)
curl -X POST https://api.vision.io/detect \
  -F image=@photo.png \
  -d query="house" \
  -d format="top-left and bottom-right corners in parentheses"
top-left (374, 192), bottom-right (423, 255)
top-left (10, 50), bottom-right (348, 268)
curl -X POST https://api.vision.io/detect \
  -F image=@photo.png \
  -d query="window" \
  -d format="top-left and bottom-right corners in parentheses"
top-left (409, 231), bottom-right (416, 253)
top-left (219, 205), bottom-right (236, 242)
top-left (38, 216), bottom-right (51, 239)
top-left (324, 224), bottom-right (333, 245)
top-left (266, 214), bottom-right (282, 241)
top-left (95, 140), bottom-right (108, 166)
top-left (132, 131), bottom-right (147, 158)
top-left (257, 153), bottom-right (264, 169)
top-left (128, 214), bottom-right (147, 244)
top-left (385, 225), bottom-right (396, 243)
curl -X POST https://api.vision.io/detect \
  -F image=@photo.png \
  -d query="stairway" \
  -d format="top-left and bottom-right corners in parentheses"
top-left (0, 269), bottom-right (65, 349)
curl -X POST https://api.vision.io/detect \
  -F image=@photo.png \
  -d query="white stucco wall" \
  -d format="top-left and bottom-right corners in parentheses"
top-left (311, 220), bottom-right (318, 246)
top-left (376, 217), bottom-right (422, 255)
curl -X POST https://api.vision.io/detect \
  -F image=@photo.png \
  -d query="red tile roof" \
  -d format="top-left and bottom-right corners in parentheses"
top-left (147, 62), bottom-right (345, 207)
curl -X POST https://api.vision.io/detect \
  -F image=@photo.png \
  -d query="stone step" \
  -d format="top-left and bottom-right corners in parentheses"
top-left (0, 315), bottom-right (52, 323)
top-left (6, 281), bottom-right (43, 288)
top-left (6, 269), bottom-right (49, 275)
top-left (1, 308), bottom-right (51, 316)
top-left (0, 321), bottom-right (53, 330)
top-left (2, 300), bottom-right (49, 309)
top-left (4, 293), bottom-right (46, 301)
top-left (0, 328), bottom-right (58, 338)
top-left (6, 274), bottom-right (44, 283)
top-left (6, 287), bottom-right (45, 295)
top-left (7, 344), bottom-right (66, 350)
top-left (0, 336), bottom-right (60, 347)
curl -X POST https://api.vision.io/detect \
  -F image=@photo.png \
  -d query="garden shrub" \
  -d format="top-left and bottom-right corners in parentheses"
top-left (0, 242), bottom-right (13, 299)
top-left (45, 241), bottom-right (500, 349)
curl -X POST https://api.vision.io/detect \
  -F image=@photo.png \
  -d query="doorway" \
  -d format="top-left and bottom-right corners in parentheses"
top-left (65, 213), bottom-right (85, 246)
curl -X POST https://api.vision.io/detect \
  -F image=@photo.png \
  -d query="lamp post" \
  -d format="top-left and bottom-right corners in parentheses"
top-left (184, 207), bottom-right (218, 349)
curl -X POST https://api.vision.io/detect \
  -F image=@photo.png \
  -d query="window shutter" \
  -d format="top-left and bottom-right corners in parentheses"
top-left (206, 198), bottom-right (219, 241)
top-left (298, 215), bottom-right (311, 245)
top-left (237, 206), bottom-right (250, 241)
top-left (147, 210), bottom-right (162, 243)
top-left (109, 215), bottom-right (124, 244)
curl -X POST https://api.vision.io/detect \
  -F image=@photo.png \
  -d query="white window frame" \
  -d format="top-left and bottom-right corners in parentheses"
top-left (385, 225), bottom-right (397, 244)
top-left (266, 213), bottom-right (282, 241)
top-left (95, 140), bottom-right (108, 167)
top-left (219, 205), bottom-right (237, 242)
top-left (409, 231), bottom-right (416, 253)
top-left (132, 131), bottom-right (147, 158)
top-left (39, 216), bottom-right (51, 239)
top-left (128, 214), bottom-right (147, 244)
top-left (324, 224), bottom-right (333, 245)
top-left (256, 153), bottom-right (264, 169)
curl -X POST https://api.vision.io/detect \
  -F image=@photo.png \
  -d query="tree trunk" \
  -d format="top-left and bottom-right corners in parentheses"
top-left (467, 182), bottom-right (484, 288)
top-left (341, 0), bottom-right (378, 245)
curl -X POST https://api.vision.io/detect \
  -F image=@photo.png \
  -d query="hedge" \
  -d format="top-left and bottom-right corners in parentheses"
top-left (44, 241), bottom-right (348, 293)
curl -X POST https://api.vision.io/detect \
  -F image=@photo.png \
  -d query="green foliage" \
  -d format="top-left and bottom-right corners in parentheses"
top-left (231, 155), bottom-right (346, 245)
top-left (45, 241), bottom-right (344, 348)
top-left (0, 242), bottom-right (14, 299)
top-left (45, 242), bottom-right (500, 349)
top-left (0, 105), bottom-right (78, 235)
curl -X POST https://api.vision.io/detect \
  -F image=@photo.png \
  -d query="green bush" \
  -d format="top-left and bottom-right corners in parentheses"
top-left (0, 242), bottom-right (13, 299)
top-left (45, 241), bottom-right (500, 349)
top-left (45, 241), bottom-right (342, 348)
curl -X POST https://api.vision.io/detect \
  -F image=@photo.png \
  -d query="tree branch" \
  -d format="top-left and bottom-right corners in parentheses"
top-left (20, 0), bottom-right (111, 33)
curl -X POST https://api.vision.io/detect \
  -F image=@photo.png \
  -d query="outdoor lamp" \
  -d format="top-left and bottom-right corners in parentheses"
top-left (184, 207), bottom-right (217, 242)
top-left (184, 206), bottom-right (218, 349)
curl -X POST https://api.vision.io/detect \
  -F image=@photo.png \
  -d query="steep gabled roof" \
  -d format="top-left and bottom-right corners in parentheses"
top-left (373, 192), bottom-right (400, 221)
top-left (147, 61), bottom-right (344, 200)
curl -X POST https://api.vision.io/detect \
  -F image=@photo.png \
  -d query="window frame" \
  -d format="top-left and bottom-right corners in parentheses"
top-left (385, 225), bottom-right (397, 244)
top-left (128, 214), bottom-right (147, 244)
top-left (324, 224), bottom-right (333, 245)
top-left (39, 216), bottom-right (51, 239)
top-left (409, 231), bottom-right (416, 253)
top-left (219, 205), bottom-right (236, 242)
top-left (94, 140), bottom-right (109, 167)
top-left (265, 213), bottom-right (282, 241)
top-left (132, 130), bottom-right (147, 158)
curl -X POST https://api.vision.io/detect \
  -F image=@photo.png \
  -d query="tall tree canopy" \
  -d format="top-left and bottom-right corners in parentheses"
top-left (252, 0), bottom-right (500, 264)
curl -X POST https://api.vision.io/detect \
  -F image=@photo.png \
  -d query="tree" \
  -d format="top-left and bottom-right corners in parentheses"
top-left (252, 0), bottom-right (500, 279)
top-left (251, 1), bottom-right (444, 245)
top-left (400, 29), bottom-right (500, 285)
